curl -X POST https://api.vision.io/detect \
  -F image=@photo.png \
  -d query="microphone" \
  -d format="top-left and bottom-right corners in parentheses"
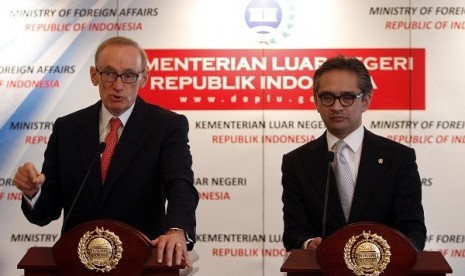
top-left (61, 142), bottom-right (106, 234)
top-left (321, 151), bottom-right (334, 238)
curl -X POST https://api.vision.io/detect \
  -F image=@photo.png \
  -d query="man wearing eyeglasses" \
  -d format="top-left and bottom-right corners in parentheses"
top-left (281, 55), bottom-right (426, 252)
top-left (13, 36), bottom-right (198, 267)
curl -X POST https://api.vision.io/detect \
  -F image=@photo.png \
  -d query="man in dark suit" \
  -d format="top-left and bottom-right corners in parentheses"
top-left (281, 56), bottom-right (426, 251)
top-left (13, 36), bottom-right (198, 266)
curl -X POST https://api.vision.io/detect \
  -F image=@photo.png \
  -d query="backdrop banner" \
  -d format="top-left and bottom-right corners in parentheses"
top-left (1, 0), bottom-right (464, 275)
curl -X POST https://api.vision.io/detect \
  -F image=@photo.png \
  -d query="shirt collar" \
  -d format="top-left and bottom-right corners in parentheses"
top-left (326, 125), bottom-right (364, 153)
top-left (100, 102), bottom-right (135, 128)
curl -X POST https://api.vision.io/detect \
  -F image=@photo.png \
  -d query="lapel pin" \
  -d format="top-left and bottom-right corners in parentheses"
top-left (378, 158), bottom-right (383, 164)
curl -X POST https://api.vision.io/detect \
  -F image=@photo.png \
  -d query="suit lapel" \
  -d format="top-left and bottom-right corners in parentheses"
top-left (300, 134), bottom-right (346, 226)
top-left (349, 129), bottom-right (389, 222)
top-left (98, 97), bottom-right (149, 209)
top-left (75, 101), bottom-right (103, 205)
top-left (300, 136), bottom-right (328, 199)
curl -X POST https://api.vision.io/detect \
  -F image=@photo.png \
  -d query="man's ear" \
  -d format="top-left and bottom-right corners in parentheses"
top-left (361, 93), bottom-right (372, 112)
top-left (313, 92), bottom-right (321, 113)
top-left (90, 66), bottom-right (99, 86)
top-left (138, 69), bottom-right (149, 88)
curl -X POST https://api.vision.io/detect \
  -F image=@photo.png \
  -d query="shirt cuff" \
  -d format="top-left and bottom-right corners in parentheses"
top-left (302, 238), bottom-right (313, 249)
top-left (167, 227), bottom-right (193, 244)
top-left (22, 188), bottom-right (42, 208)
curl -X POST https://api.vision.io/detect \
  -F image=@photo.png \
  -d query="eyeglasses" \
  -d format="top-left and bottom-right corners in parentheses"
top-left (316, 92), bottom-right (364, 107)
top-left (95, 68), bottom-right (143, 84)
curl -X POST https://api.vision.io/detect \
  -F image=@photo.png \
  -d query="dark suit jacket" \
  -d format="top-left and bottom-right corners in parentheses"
top-left (22, 97), bottom-right (198, 250)
top-left (282, 128), bottom-right (426, 251)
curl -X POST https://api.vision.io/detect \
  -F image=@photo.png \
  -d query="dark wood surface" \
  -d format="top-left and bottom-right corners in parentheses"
top-left (17, 219), bottom-right (185, 276)
top-left (281, 222), bottom-right (452, 276)
top-left (281, 249), bottom-right (452, 276)
top-left (18, 247), bottom-right (183, 276)
top-left (317, 222), bottom-right (417, 275)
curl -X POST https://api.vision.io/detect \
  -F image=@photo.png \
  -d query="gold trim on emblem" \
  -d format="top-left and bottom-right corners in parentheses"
top-left (78, 227), bottom-right (123, 272)
top-left (344, 230), bottom-right (391, 276)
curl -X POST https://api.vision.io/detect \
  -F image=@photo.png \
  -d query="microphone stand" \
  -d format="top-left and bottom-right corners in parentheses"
top-left (322, 151), bottom-right (334, 238)
top-left (61, 142), bottom-right (106, 234)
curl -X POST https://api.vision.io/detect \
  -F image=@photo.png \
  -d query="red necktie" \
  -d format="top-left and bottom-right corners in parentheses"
top-left (101, 118), bottom-right (121, 183)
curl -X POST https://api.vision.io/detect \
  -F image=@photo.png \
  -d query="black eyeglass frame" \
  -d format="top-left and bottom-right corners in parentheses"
top-left (95, 67), bottom-right (144, 84)
top-left (315, 91), bottom-right (364, 107)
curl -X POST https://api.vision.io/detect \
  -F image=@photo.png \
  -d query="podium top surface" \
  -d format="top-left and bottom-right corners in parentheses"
top-left (281, 249), bottom-right (452, 274)
top-left (18, 220), bottom-right (186, 275)
top-left (18, 246), bottom-right (184, 270)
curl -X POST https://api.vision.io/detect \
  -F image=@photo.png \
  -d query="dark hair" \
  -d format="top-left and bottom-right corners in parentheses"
top-left (94, 36), bottom-right (148, 71)
top-left (313, 55), bottom-right (373, 96)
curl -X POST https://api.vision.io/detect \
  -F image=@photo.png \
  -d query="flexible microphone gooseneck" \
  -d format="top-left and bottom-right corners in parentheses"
top-left (61, 142), bottom-right (106, 234)
top-left (321, 151), bottom-right (334, 238)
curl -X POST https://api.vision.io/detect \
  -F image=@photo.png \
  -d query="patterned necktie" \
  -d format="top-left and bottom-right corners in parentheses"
top-left (101, 118), bottom-right (121, 183)
top-left (332, 140), bottom-right (355, 221)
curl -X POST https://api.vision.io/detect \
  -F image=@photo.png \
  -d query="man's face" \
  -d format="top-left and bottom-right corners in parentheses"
top-left (90, 44), bottom-right (148, 116)
top-left (315, 69), bottom-right (372, 139)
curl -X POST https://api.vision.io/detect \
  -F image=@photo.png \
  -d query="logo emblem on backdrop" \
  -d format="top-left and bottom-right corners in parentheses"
top-left (244, 0), bottom-right (294, 45)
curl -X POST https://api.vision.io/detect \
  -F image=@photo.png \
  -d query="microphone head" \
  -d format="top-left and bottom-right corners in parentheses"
top-left (327, 151), bottom-right (335, 162)
top-left (98, 142), bottom-right (106, 153)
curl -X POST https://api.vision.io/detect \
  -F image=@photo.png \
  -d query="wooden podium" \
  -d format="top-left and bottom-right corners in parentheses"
top-left (281, 222), bottom-right (452, 276)
top-left (17, 220), bottom-right (185, 276)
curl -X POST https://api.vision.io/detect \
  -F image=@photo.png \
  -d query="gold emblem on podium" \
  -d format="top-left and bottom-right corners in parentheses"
top-left (78, 227), bottom-right (123, 272)
top-left (343, 230), bottom-right (391, 276)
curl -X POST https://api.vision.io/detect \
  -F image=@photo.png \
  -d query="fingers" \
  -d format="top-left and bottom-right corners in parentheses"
top-left (150, 238), bottom-right (159, 247)
top-left (155, 236), bottom-right (168, 264)
top-left (25, 162), bottom-right (40, 180)
top-left (35, 173), bottom-right (46, 185)
top-left (307, 237), bottom-right (322, 251)
top-left (172, 242), bottom-right (185, 266)
top-left (313, 237), bottom-right (322, 247)
top-left (152, 232), bottom-right (189, 267)
top-left (13, 163), bottom-right (44, 198)
top-left (182, 245), bottom-right (192, 267)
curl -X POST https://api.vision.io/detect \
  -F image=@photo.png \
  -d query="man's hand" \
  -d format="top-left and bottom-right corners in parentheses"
top-left (150, 229), bottom-right (191, 267)
top-left (306, 237), bottom-right (322, 251)
top-left (13, 162), bottom-right (45, 198)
